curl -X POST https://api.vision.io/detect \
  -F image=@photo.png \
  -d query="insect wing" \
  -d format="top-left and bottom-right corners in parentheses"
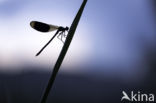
top-left (30, 21), bottom-right (59, 32)
top-left (30, 21), bottom-right (51, 32)
top-left (49, 24), bottom-right (59, 32)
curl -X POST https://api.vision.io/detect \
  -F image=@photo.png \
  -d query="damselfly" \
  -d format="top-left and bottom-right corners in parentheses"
top-left (30, 21), bottom-right (69, 56)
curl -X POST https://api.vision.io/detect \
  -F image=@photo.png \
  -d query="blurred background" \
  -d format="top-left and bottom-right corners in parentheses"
top-left (0, 0), bottom-right (156, 103)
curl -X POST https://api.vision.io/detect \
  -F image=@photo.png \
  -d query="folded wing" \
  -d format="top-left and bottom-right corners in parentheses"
top-left (30, 21), bottom-right (59, 32)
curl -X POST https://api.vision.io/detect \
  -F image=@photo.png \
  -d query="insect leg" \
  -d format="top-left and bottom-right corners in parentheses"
top-left (57, 31), bottom-right (64, 43)
top-left (64, 31), bottom-right (68, 37)
top-left (63, 31), bottom-right (66, 37)
top-left (57, 31), bottom-right (62, 39)
top-left (60, 32), bottom-right (65, 43)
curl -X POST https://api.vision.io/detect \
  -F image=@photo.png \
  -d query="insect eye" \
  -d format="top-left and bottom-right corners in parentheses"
top-left (30, 21), bottom-right (50, 32)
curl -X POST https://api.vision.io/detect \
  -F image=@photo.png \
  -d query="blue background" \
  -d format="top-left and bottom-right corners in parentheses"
top-left (0, 0), bottom-right (156, 103)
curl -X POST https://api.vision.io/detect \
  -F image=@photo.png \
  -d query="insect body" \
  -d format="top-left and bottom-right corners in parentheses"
top-left (30, 21), bottom-right (69, 56)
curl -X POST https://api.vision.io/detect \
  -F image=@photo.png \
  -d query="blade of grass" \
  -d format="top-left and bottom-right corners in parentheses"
top-left (40, 0), bottom-right (88, 103)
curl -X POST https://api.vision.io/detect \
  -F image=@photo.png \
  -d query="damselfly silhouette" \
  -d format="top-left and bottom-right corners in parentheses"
top-left (30, 21), bottom-right (69, 56)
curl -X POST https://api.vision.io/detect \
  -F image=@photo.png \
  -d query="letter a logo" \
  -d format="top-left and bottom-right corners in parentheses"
top-left (121, 91), bottom-right (131, 101)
